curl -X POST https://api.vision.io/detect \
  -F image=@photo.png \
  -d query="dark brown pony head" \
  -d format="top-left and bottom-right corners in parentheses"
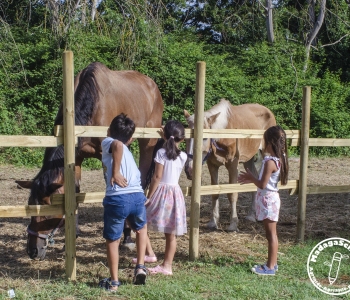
top-left (17, 63), bottom-right (101, 260)
top-left (17, 146), bottom-right (65, 260)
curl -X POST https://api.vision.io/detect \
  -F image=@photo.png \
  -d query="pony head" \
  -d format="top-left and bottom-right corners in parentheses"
top-left (183, 109), bottom-right (221, 180)
top-left (16, 146), bottom-right (66, 260)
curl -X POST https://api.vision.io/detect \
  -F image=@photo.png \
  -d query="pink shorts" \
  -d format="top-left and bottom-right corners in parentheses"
top-left (255, 190), bottom-right (280, 222)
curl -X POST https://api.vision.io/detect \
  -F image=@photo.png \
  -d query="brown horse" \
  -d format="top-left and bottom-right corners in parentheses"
top-left (184, 99), bottom-right (276, 231)
top-left (16, 62), bottom-right (163, 260)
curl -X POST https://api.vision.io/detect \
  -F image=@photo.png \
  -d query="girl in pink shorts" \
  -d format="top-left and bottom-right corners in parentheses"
top-left (238, 125), bottom-right (289, 276)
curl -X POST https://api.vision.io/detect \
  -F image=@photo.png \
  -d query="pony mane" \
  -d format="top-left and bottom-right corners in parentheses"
top-left (29, 63), bottom-right (105, 204)
top-left (54, 62), bottom-right (102, 127)
top-left (204, 99), bottom-right (231, 129)
top-left (29, 145), bottom-right (65, 205)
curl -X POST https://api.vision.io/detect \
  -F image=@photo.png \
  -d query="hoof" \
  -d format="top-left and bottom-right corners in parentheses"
top-left (121, 243), bottom-right (136, 251)
top-left (57, 245), bottom-right (65, 253)
top-left (245, 215), bottom-right (256, 223)
top-left (206, 221), bottom-right (218, 230)
top-left (226, 224), bottom-right (239, 232)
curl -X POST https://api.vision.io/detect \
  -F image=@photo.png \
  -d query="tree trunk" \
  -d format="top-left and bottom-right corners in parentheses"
top-left (81, 0), bottom-right (86, 26)
top-left (91, 0), bottom-right (97, 22)
top-left (304, 0), bottom-right (326, 72)
top-left (47, 0), bottom-right (60, 34)
top-left (266, 0), bottom-right (274, 43)
top-left (307, 0), bottom-right (316, 46)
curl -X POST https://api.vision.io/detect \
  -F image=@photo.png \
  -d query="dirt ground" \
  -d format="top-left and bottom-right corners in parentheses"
top-left (1, 157), bottom-right (350, 283)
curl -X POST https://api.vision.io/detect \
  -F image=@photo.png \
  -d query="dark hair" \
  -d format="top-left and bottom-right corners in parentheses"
top-left (109, 113), bottom-right (135, 143)
top-left (263, 125), bottom-right (289, 185)
top-left (163, 120), bottom-right (185, 160)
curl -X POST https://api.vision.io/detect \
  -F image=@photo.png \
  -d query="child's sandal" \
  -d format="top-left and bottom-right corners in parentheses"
top-left (98, 277), bottom-right (121, 292)
top-left (133, 264), bottom-right (147, 285)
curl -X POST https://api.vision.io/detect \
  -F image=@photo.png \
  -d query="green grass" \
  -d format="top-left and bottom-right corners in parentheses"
top-left (1, 241), bottom-right (350, 299)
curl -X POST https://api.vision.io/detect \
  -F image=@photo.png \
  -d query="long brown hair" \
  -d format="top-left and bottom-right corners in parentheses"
top-left (263, 125), bottom-right (289, 185)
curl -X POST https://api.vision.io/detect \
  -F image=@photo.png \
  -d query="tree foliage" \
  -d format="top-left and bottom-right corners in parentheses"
top-left (0, 0), bottom-right (350, 165)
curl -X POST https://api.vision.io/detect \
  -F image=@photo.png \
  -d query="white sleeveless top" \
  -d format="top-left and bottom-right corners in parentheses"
top-left (258, 156), bottom-right (280, 192)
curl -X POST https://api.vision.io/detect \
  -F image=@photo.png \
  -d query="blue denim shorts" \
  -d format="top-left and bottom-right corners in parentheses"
top-left (103, 192), bottom-right (147, 241)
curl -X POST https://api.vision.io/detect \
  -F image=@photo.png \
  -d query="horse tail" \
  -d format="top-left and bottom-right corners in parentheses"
top-left (144, 138), bottom-right (165, 190)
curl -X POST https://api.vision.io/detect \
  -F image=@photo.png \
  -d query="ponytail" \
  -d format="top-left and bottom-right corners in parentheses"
top-left (165, 136), bottom-right (181, 160)
top-left (279, 127), bottom-right (289, 185)
top-left (162, 120), bottom-right (185, 160)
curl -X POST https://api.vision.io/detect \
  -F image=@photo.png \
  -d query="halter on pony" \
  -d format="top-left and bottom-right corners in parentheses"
top-left (27, 216), bottom-right (65, 249)
top-left (187, 138), bottom-right (225, 164)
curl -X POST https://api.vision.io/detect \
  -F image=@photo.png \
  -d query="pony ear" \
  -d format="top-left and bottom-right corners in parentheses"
top-left (184, 110), bottom-right (191, 118)
top-left (207, 112), bottom-right (221, 126)
top-left (15, 180), bottom-right (33, 189)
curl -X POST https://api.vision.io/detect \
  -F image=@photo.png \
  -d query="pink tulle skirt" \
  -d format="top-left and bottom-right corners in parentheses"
top-left (146, 183), bottom-right (187, 235)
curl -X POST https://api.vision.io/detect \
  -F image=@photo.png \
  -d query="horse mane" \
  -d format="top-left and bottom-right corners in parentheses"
top-left (204, 99), bottom-right (231, 129)
top-left (29, 145), bottom-right (65, 205)
top-left (30, 63), bottom-right (104, 204)
top-left (54, 62), bottom-right (102, 127)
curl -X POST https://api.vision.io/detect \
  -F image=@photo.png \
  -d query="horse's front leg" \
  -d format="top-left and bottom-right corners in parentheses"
top-left (243, 157), bottom-right (258, 222)
top-left (138, 137), bottom-right (158, 189)
top-left (226, 159), bottom-right (239, 232)
top-left (206, 162), bottom-right (220, 230)
top-left (75, 157), bottom-right (84, 237)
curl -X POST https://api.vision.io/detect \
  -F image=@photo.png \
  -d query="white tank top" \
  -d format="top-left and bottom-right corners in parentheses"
top-left (258, 156), bottom-right (280, 192)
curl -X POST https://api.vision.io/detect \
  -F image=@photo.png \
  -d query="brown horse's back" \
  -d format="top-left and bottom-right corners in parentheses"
top-left (72, 62), bottom-right (163, 187)
top-left (84, 63), bottom-right (162, 128)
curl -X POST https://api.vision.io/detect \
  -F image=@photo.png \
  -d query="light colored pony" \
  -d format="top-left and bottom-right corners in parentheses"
top-left (184, 99), bottom-right (276, 231)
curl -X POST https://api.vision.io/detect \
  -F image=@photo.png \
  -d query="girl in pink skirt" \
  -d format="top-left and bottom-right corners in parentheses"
top-left (238, 125), bottom-right (289, 276)
top-left (134, 120), bottom-right (187, 275)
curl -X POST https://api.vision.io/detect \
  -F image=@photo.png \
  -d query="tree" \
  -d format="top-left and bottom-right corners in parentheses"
top-left (304, 0), bottom-right (326, 71)
top-left (266, 0), bottom-right (274, 43)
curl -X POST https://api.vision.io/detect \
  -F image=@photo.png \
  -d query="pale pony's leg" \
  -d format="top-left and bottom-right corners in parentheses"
top-left (243, 156), bottom-right (259, 222)
top-left (226, 158), bottom-right (239, 232)
top-left (206, 161), bottom-right (220, 229)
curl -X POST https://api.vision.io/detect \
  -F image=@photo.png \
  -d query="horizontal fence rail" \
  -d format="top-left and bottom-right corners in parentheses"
top-left (3, 180), bottom-right (350, 218)
top-left (0, 205), bottom-right (65, 218)
top-left (2, 127), bottom-right (350, 148)
top-left (0, 135), bottom-right (64, 147)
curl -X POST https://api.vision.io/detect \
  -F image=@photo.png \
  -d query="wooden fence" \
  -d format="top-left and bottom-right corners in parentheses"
top-left (1, 56), bottom-right (350, 280)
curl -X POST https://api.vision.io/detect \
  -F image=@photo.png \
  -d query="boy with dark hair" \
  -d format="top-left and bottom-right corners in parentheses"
top-left (99, 113), bottom-right (148, 291)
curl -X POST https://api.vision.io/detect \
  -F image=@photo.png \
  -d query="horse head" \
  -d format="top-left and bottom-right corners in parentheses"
top-left (17, 175), bottom-right (64, 260)
top-left (183, 109), bottom-right (220, 180)
top-left (17, 146), bottom-right (67, 260)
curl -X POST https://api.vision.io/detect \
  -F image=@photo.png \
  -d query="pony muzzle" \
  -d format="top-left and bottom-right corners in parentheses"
top-left (26, 235), bottom-right (47, 260)
top-left (185, 160), bottom-right (193, 180)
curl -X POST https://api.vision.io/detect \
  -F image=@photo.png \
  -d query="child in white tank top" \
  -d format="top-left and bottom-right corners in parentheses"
top-left (238, 125), bottom-right (289, 276)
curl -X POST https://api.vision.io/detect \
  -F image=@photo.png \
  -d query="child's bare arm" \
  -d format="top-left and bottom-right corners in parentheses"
top-left (145, 162), bottom-right (164, 203)
top-left (238, 160), bottom-right (277, 189)
top-left (110, 140), bottom-right (127, 187)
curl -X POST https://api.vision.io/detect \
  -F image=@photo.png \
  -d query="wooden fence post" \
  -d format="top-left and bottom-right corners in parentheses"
top-left (63, 51), bottom-right (77, 280)
top-left (189, 61), bottom-right (205, 260)
top-left (297, 86), bottom-right (311, 242)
